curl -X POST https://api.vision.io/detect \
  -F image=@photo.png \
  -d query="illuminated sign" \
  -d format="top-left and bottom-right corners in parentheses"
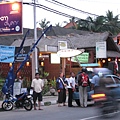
top-left (0, 1), bottom-right (22, 36)
top-left (96, 41), bottom-right (107, 58)
top-left (71, 52), bottom-right (89, 63)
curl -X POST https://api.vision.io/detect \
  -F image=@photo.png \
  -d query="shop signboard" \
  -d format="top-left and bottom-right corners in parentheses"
top-left (0, 1), bottom-right (23, 36)
top-left (0, 45), bottom-right (15, 63)
top-left (71, 52), bottom-right (89, 63)
top-left (96, 41), bottom-right (107, 58)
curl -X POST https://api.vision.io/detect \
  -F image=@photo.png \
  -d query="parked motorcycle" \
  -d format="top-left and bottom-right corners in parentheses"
top-left (91, 92), bottom-right (119, 118)
top-left (2, 89), bottom-right (33, 111)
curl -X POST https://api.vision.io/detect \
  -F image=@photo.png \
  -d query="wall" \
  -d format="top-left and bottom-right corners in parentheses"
top-left (44, 58), bottom-right (61, 80)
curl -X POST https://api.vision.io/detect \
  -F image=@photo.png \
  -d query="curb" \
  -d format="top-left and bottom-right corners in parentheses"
top-left (41, 100), bottom-right (57, 106)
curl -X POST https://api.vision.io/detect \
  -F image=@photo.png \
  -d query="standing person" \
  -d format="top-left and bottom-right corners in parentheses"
top-left (91, 72), bottom-right (100, 93)
top-left (31, 73), bottom-right (44, 110)
top-left (56, 72), bottom-right (67, 107)
top-left (67, 72), bottom-right (76, 107)
top-left (63, 74), bottom-right (68, 106)
top-left (18, 76), bottom-right (23, 88)
top-left (78, 68), bottom-right (90, 107)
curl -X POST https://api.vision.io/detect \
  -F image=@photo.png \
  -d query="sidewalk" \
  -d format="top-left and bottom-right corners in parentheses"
top-left (41, 95), bottom-right (58, 106)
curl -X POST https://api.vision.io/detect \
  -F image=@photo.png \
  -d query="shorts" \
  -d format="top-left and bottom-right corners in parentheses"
top-left (33, 91), bottom-right (42, 102)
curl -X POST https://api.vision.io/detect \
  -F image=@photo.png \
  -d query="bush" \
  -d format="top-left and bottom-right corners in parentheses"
top-left (0, 77), bottom-right (5, 100)
top-left (42, 82), bottom-right (49, 95)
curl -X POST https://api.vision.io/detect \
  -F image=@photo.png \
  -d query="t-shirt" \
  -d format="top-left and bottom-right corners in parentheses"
top-left (91, 75), bottom-right (100, 87)
top-left (31, 78), bottom-right (44, 93)
top-left (67, 77), bottom-right (76, 89)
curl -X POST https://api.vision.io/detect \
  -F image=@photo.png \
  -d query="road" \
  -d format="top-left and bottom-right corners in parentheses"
top-left (0, 104), bottom-right (120, 120)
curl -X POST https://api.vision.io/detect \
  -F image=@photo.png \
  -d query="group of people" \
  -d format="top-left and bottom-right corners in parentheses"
top-left (56, 69), bottom-right (91, 108)
top-left (30, 68), bottom-right (102, 110)
top-left (56, 71), bottom-right (76, 107)
top-left (56, 68), bottom-right (102, 108)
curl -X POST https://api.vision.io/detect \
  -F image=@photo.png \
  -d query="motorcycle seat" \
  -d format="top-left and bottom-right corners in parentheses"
top-left (15, 93), bottom-right (24, 98)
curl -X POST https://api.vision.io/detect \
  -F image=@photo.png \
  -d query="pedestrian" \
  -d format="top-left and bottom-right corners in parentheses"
top-left (78, 68), bottom-right (90, 107)
top-left (56, 72), bottom-right (67, 107)
top-left (67, 72), bottom-right (76, 107)
top-left (63, 74), bottom-right (68, 106)
top-left (91, 72), bottom-right (100, 93)
top-left (31, 73), bottom-right (44, 110)
top-left (18, 76), bottom-right (23, 88)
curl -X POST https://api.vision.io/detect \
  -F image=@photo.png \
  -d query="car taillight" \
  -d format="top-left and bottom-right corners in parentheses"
top-left (91, 93), bottom-right (107, 101)
top-left (91, 93), bottom-right (106, 99)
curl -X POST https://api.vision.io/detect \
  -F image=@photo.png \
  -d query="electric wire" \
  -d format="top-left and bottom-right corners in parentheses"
top-left (23, 2), bottom-right (120, 33)
top-left (44, 0), bottom-right (99, 17)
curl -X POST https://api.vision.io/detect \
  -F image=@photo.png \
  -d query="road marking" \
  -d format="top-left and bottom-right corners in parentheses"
top-left (80, 115), bottom-right (103, 120)
top-left (80, 111), bottom-right (120, 120)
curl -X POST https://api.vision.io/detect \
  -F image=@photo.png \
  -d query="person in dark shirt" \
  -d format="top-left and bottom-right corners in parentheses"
top-left (56, 72), bottom-right (67, 107)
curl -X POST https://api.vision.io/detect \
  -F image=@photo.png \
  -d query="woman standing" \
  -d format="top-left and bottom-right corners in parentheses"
top-left (56, 72), bottom-right (67, 107)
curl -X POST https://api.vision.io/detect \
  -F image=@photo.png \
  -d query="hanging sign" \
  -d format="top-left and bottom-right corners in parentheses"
top-left (57, 49), bottom-right (84, 58)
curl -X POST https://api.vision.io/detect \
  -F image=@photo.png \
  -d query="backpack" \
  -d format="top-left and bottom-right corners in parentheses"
top-left (81, 73), bottom-right (89, 87)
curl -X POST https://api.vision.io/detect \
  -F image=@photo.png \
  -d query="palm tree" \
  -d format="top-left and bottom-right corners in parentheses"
top-left (55, 22), bottom-right (62, 27)
top-left (39, 18), bottom-right (50, 30)
top-left (77, 16), bottom-right (105, 32)
top-left (104, 10), bottom-right (120, 35)
top-left (77, 11), bottom-right (120, 35)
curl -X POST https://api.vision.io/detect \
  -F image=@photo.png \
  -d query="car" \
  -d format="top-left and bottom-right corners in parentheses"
top-left (73, 74), bottom-right (120, 106)
top-left (103, 74), bottom-right (120, 100)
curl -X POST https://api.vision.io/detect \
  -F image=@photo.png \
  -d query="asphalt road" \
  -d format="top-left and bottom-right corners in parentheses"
top-left (0, 104), bottom-right (120, 120)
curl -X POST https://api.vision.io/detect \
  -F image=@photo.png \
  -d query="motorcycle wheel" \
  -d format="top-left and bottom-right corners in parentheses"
top-left (23, 99), bottom-right (33, 111)
top-left (2, 101), bottom-right (13, 111)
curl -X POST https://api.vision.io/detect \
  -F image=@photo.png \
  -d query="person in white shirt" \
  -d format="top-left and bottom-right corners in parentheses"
top-left (31, 73), bottom-right (44, 110)
top-left (67, 72), bottom-right (76, 107)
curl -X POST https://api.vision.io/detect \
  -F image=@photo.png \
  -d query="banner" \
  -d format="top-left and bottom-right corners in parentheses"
top-left (0, 1), bottom-right (23, 36)
top-left (0, 45), bottom-right (15, 63)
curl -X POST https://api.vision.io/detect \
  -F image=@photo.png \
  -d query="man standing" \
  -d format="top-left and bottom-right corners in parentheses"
top-left (67, 72), bottom-right (76, 107)
top-left (78, 68), bottom-right (90, 107)
top-left (91, 72), bottom-right (100, 93)
top-left (31, 73), bottom-right (44, 110)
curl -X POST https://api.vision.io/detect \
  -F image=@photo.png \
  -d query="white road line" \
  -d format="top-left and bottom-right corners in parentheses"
top-left (80, 111), bottom-right (120, 120)
top-left (80, 114), bottom-right (103, 120)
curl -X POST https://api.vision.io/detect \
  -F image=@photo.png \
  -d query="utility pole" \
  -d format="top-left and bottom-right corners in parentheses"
top-left (32, 0), bottom-right (38, 79)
